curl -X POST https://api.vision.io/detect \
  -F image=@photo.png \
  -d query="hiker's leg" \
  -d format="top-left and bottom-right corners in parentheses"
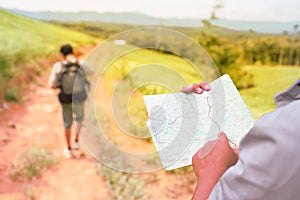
top-left (65, 128), bottom-right (72, 149)
top-left (73, 102), bottom-right (84, 141)
top-left (75, 122), bottom-right (82, 142)
top-left (62, 103), bottom-right (73, 149)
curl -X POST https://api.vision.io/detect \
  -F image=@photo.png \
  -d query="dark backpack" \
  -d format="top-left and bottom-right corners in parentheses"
top-left (58, 61), bottom-right (88, 104)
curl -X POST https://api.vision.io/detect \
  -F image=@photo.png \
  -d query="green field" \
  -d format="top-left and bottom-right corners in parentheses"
top-left (98, 46), bottom-right (300, 127)
top-left (98, 47), bottom-right (216, 129)
top-left (241, 66), bottom-right (300, 119)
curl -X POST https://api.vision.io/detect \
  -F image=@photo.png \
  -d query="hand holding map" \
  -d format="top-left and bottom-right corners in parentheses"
top-left (144, 74), bottom-right (255, 170)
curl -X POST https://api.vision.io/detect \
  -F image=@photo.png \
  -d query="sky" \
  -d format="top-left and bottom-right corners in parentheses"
top-left (0, 0), bottom-right (299, 22)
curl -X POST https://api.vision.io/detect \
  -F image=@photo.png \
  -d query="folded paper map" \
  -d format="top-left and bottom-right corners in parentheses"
top-left (143, 74), bottom-right (255, 170)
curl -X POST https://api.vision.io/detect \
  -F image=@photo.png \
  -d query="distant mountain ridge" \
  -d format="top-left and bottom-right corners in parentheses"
top-left (8, 9), bottom-right (300, 34)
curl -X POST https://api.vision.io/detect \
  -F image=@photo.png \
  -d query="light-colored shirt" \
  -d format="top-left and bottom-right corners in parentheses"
top-left (209, 78), bottom-right (300, 200)
top-left (48, 55), bottom-right (94, 88)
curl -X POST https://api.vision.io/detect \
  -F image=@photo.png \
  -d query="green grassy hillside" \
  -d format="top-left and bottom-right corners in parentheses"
top-left (0, 9), bottom-right (94, 57)
top-left (0, 8), bottom-right (95, 101)
top-left (98, 49), bottom-right (299, 133)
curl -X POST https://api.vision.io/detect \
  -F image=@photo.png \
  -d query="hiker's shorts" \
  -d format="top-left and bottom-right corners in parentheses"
top-left (61, 103), bottom-right (84, 129)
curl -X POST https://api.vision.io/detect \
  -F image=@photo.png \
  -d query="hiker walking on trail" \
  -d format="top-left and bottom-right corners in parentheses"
top-left (49, 44), bottom-right (92, 158)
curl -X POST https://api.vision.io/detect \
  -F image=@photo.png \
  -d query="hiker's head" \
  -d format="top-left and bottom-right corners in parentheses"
top-left (60, 44), bottom-right (73, 57)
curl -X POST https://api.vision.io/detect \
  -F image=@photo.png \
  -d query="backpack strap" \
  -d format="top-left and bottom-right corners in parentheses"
top-left (61, 61), bottom-right (80, 73)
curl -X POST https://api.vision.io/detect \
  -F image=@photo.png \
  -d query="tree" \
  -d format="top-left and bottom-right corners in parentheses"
top-left (202, 20), bottom-right (212, 29)
top-left (278, 30), bottom-right (288, 65)
top-left (210, 3), bottom-right (223, 21)
top-left (288, 24), bottom-right (299, 65)
top-left (293, 25), bottom-right (299, 66)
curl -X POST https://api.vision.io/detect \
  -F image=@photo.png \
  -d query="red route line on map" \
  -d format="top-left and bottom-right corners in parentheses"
top-left (206, 96), bottom-right (238, 148)
top-left (206, 96), bottom-right (221, 132)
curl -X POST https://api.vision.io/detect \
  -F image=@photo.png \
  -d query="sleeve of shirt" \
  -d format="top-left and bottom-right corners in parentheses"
top-left (208, 100), bottom-right (300, 200)
top-left (48, 62), bottom-right (63, 88)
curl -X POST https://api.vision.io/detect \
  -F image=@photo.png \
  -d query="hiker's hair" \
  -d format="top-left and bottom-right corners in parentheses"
top-left (60, 44), bottom-right (73, 57)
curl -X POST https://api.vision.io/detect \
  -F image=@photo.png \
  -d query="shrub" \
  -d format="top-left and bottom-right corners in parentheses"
top-left (96, 164), bottom-right (147, 200)
top-left (11, 146), bottom-right (55, 182)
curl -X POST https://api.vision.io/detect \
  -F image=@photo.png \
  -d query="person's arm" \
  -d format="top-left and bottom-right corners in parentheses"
top-left (191, 78), bottom-right (300, 199)
top-left (182, 81), bottom-right (239, 198)
top-left (49, 62), bottom-right (62, 89)
top-left (207, 100), bottom-right (300, 199)
top-left (192, 133), bottom-right (238, 200)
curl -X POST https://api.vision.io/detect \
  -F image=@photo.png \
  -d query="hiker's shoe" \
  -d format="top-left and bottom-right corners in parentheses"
top-left (73, 141), bottom-right (80, 150)
top-left (63, 148), bottom-right (73, 159)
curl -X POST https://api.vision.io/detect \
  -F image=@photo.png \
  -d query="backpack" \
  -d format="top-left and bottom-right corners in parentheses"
top-left (58, 61), bottom-right (88, 104)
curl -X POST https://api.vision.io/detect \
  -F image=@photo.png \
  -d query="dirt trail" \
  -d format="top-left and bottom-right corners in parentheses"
top-left (0, 76), bottom-right (109, 199)
top-left (0, 45), bottom-right (109, 199)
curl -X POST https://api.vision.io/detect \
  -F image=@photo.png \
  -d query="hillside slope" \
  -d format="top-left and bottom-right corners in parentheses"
top-left (0, 8), bottom-right (95, 102)
top-left (0, 8), bottom-right (95, 57)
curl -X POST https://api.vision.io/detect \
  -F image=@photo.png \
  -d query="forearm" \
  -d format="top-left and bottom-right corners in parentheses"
top-left (192, 133), bottom-right (239, 199)
top-left (192, 166), bottom-right (227, 200)
top-left (192, 177), bottom-right (217, 200)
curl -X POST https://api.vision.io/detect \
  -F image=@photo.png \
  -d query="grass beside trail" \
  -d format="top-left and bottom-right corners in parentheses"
top-left (240, 65), bottom-right (300, 119)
